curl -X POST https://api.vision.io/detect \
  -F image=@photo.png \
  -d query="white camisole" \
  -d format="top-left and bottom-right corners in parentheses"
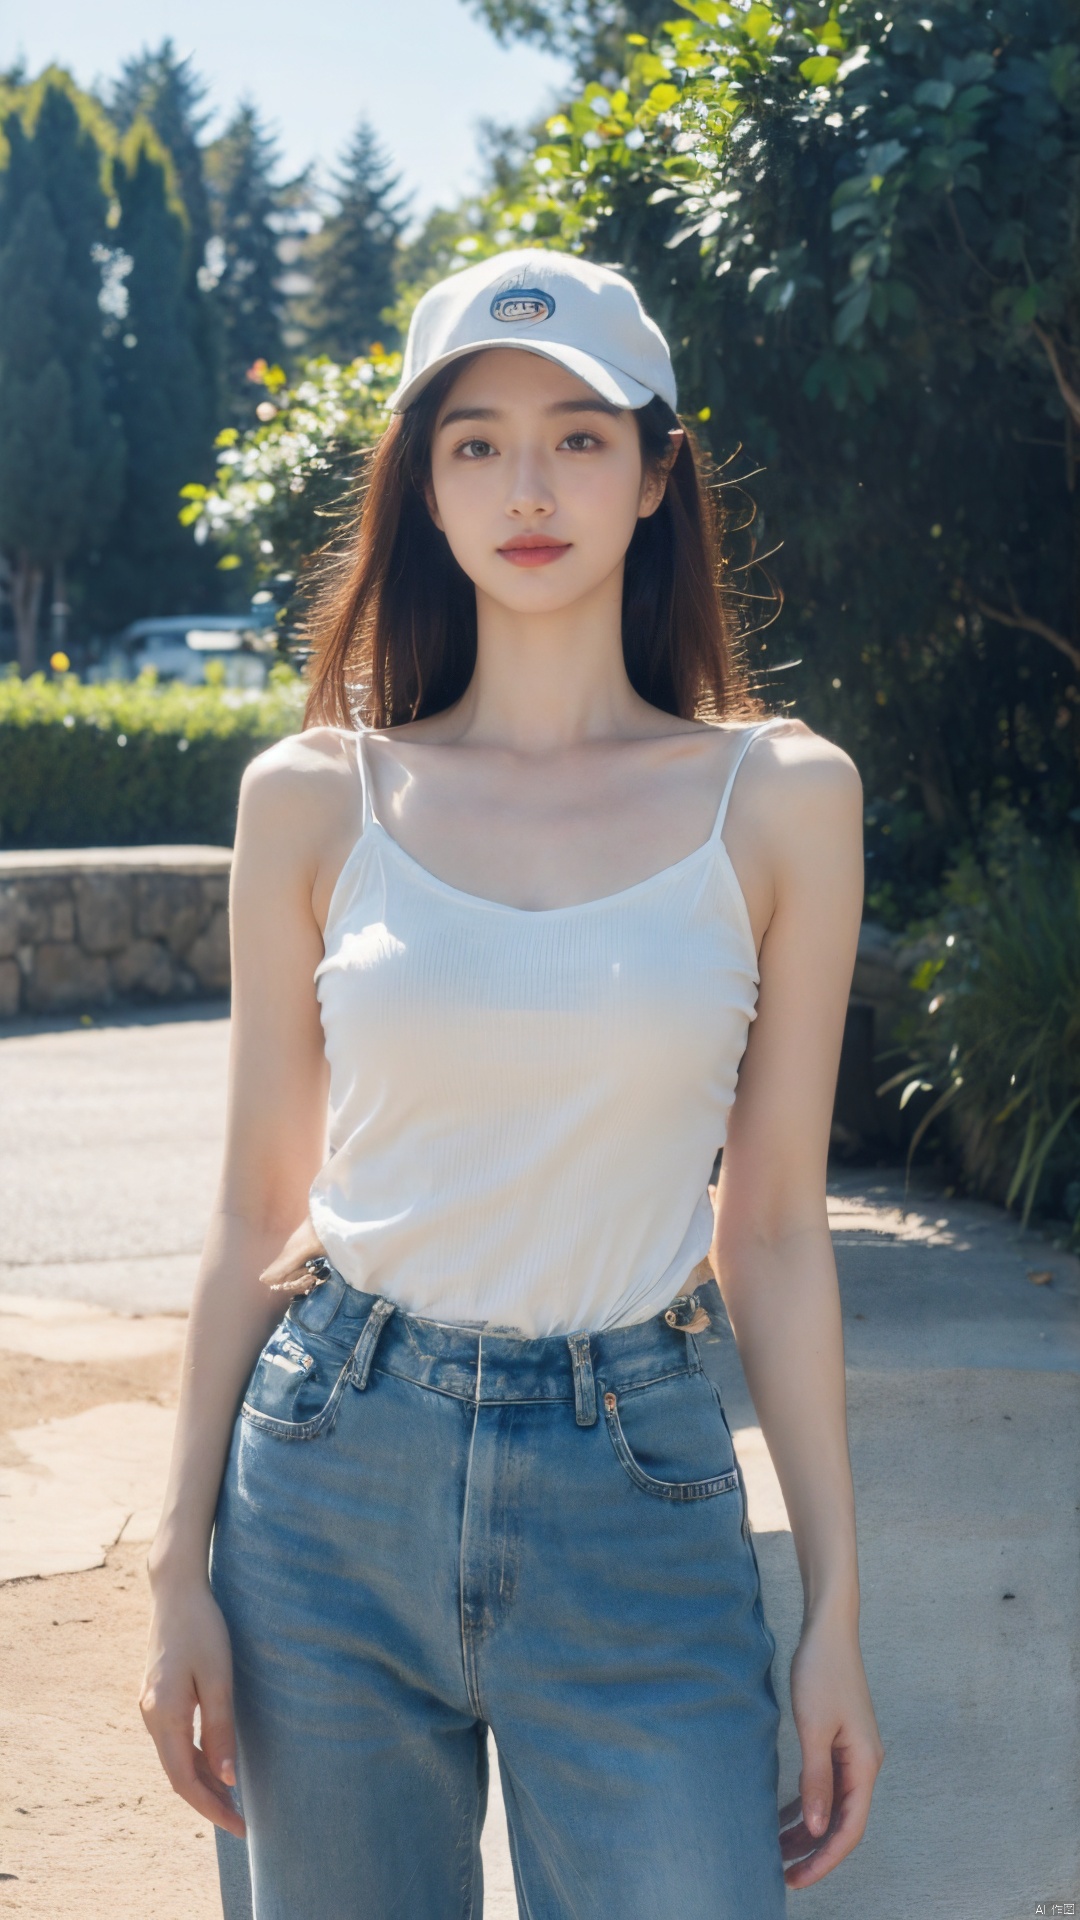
top-left (308, 717), bottom-right (787, 1338)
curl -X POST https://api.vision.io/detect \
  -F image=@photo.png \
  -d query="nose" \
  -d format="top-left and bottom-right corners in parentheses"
top-left (503, 443), bottom-right (557, 520)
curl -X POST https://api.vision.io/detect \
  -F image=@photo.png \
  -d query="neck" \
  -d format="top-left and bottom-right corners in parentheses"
top-left (451, 568), bottom-right (645, 754)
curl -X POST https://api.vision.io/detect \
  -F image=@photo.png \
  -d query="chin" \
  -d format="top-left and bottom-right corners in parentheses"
top-left (474, 564), bottom-right (610, 616)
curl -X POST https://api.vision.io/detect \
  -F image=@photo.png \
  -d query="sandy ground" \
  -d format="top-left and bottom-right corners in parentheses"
top-left (0, 1539), bottom-right (221, 1917)
top-left (2, 1005), bottom-right (1078, 1918)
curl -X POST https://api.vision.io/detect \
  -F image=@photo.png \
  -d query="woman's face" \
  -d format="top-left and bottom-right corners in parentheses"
top-left (425, 348), bottom-right (671, 615)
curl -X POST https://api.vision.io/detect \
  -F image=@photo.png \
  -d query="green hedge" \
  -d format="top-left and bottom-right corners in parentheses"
top-left (0, 668), bottom-right (307, 848)
top-left (882, 811), bottom-right (1080, 1243)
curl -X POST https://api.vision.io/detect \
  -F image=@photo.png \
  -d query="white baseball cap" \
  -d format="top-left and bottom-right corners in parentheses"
top-left (386, 248), bottom-right (678, 415)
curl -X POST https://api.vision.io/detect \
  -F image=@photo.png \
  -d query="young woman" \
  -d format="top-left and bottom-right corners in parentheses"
top-left (141, 249), bottom-right (883, 1918)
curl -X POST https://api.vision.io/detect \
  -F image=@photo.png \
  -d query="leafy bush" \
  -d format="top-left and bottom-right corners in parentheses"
top-left (454, 0), bottom-right (1080, 911)
top-left (882, 813), bottom-right (1080, 1239)
top-left (178, 351), bottom-right (401, 642)
top-left (0, 665), bottom-right (305, 848)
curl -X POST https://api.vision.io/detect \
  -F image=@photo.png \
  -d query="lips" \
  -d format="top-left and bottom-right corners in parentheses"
top-left (497, 534), bottom-right (572, 568)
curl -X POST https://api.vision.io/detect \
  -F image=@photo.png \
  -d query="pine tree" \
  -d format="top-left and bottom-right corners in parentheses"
top-left (204, 101), bottom-right (291, 409)
top-left (92, 124), bottom-right (220, 625)
top-left (110, 42), bottom-right (212, 266)
top-left (0, 83), bottom-right (123, 673)
top-left (309, 119), bottom-right (411, 360)
top-left (108, 42), bottom-right (221, 456)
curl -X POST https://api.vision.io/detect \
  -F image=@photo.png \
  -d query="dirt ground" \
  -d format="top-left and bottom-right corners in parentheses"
top-left (0, 1347), bottom-right (222, 1917)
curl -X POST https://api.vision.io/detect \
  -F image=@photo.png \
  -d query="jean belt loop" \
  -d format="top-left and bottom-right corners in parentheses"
top-left (349, 1297), bottom-right (396, 1392)
top-left (567, 1332), bottom-right (597, 1427)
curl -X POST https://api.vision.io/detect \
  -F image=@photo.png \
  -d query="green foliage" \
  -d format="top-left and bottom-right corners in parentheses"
top-left (109, 41), bottom-right (214, 265)
top-left (466, 0), bottom-right (1080, 910)
top-left (178, 349), bottom-right (401, 635)
top-left (0, 81), bottom-right (124, 671)
top-left (307, 120), bottom-right (411, 359)
top-left (0, 666), bottom-right (305, 848)
top-left (881, 813), bottom-right (1080, 1238)
top-left (106, 40), bottom-right (222, 489)
top-left (468, 0), bottom-right (677, 78)
top-left (203, 102), bottom-right (296, 415)
top-left (87, 123), bottom-right (220, 631)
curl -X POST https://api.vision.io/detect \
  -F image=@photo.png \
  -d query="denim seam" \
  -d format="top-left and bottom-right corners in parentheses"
top-left (287, 1282), bottom-right (348, 1336)
top-left (370, 1362), bottom-right (578, 1406)
top-left (594, 1361), bottom-right (695, 1403)
top-left (366, 1357), bottom-right (692, 1405)
top-left (710, 1384), bottom-right (780, 1665)
top-left (240, 1358), bottom-right (353, 1442)
top-left (458, 1342), bottom-right (485, 1722)
top-left (602, 1394), bottom-right (740, 1502)
top-left (241, 1300), bottom-right (392, 1441)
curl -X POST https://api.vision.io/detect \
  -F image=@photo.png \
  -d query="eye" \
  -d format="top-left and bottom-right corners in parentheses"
top-left (560, 431), bottom-right (601, 451)
top-left (456, 438), bottom-right (496, 460)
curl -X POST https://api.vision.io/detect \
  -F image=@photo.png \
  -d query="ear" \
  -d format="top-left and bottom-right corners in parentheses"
top-left (638, 427), bottom-right (685, 520)
top-left (423, 479), bottom-right (445, 532)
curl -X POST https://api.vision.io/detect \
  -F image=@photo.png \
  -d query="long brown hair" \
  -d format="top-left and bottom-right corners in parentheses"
top-left (301, 353), bottom-right (759, 730)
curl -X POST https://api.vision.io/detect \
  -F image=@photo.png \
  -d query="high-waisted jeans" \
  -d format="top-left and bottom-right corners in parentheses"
top-left (209, 1267), bottom-right (786, 1919)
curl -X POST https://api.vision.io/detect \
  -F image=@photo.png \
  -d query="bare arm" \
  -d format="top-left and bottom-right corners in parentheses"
top-left (712, 727), bottom-right (884, 1889)
top-left (140, 736), bottom-right (342, 1835)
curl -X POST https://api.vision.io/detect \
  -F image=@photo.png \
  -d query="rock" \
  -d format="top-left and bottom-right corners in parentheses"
top-left (50, 898), bottom-right (75, 942)
top-left (27, 943), bottom-right (111, 1012)
top-left (133, 873), bottom-right (209, 956)
top-left (73, 875), bottom-right (133, 955)
top-left (185, 906), bottom-right (231, 992)
top-left (4, 886), bottom-right (49, 945)
top-left (0, 886), bottom-right (18, 959)
top-left (110, 939), bottom-right (176, 998)
top-left (0, 957), bottom-right (19, 1017)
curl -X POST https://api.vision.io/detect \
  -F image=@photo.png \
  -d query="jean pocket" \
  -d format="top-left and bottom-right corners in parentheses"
top-left (241, 1321), bottom-right (357, 1441)
top-left (601, 1371), bottom-right (740, 1501)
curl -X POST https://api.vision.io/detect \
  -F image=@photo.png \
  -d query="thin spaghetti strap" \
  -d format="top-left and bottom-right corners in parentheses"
top-left (353, 726), bottom-right (378, 832)
top-left (709, 716), bottom-right (788, 843)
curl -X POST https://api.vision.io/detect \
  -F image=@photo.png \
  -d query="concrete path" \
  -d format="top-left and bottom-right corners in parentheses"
top-left (1, 1005), bottom-right (1077, 1918)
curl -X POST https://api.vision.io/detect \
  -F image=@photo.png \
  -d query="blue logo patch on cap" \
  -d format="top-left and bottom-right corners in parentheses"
top-left (490, 287), bottom-right (555, 326)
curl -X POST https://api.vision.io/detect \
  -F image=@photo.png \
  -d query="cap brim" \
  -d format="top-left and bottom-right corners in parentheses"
top-left (385, 339), bottom-right (657, 414)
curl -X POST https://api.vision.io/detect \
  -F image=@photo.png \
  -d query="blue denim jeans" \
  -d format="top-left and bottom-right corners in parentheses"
top-left (209, 1268), bottom-right (785, 1919)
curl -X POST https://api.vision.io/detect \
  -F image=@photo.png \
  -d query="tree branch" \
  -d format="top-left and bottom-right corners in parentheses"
top-left (970, 588), bottom-right (1080, 672)
top-left (1031, 323), bottom-right (1080, 431)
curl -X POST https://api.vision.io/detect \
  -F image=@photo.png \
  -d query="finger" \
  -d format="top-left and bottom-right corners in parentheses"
top-left (783, 1773), bottom-right (876, 1888)
top-left (797, 1736), bottom-right (837, 1838)
top-left (779, 1816), bottom-right (822, 1864)
top-left (199, 1687), bottom-right (239, 1789)
top-left (153, 1722), bottom-right (247, 1839)
top-left (192, 1747), bottom-right (248, 1840)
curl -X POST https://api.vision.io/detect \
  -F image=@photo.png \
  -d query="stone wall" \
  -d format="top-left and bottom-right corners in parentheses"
top-left (0, 848), bottom-right (232, 1018)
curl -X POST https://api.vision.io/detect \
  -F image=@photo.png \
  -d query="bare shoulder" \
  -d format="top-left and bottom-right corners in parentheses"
top-left (239, 724), bottom-right (356, 815)
top-left (725, 717), bottom-right (863, 917)
top-left (743, 715), bottom-right (862, 815)
top-left (235, 725), bottom-right (360, 875)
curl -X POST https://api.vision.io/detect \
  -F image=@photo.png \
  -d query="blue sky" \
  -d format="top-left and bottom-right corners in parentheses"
top-left (2, 0), bottom-right (572, 227)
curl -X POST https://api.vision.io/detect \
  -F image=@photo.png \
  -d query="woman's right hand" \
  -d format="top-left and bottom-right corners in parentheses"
top-left (140, 1577), bottom-right (246, 1839)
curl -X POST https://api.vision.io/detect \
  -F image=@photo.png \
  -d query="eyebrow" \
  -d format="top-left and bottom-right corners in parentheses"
top-left (437, 397), bottom-right (624, 429)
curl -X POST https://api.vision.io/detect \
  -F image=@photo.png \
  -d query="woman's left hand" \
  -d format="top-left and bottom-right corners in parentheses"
top-left (778, 1608), bottom-right (885, 1889)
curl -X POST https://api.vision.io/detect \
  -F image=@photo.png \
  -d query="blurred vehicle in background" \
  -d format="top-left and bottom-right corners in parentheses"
top-left (86, 607), bottom-right (279, 687)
